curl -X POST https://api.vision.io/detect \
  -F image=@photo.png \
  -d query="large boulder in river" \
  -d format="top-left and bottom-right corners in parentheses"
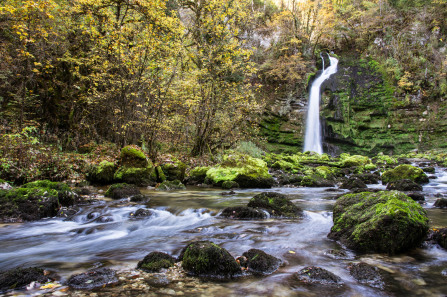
top-left (205, 154), bottom-right (274, 188)
top-left (328, 191), bottom-right (429, 254)
top-left (113, 145), bottom-right (156, 186)
top-left (161, 160), bottom-right (186, 181)
top-left (339, 177), bottom-right (367, 190)
top-left (386, 179), bottom-right (423, 191)
top-left (137, 252), bottom-right (176, 272)
top-left (0, 180), bottom-right (76, 222)
top-left (247, 192), bottom-right (303, 218)
top-left (381, 165), bottom-right (429, 184)
top-left (0, 267), bottom-right (50, 292)
top-left (179, 241), bottom-right (241, 279)
top-left (292, 266), bottom-right (343, 286)
top-left (220, 206), bottom-right (267, 220)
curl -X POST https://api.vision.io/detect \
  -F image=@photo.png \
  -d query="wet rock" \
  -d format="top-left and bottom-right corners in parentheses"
top-left (220, 206), bottom-right (267, 220)
top-left (67, 268), bottom-right (118, 290)
top-left (130, 208), bottom-right (154, 218)
top-left (386, 179), bottom-right (422, 191)
top-left (156, 180), bottom-right (186, 191)
top-left (178, 241), bottom-right (240, 279)
top-left (221, 190), bottom-right (236, 196)
top-left (57, 206), bottom-right (80, 219)
top-left (74, 187), bottom-right (93, 196)
top-left (431, 228), bottom-right (447, 249)
top-left (105, 183), bottom-right (140, 199)
top-left (324, 249), bottom-right (348, 259)
top-left (241, 249), bottom-right (281, 275)
top-left (222, 181), bottom-right (239, 189)
top-left (137, 252), bottom-right (176, 272)
top-left (0, 267), bottom-right (50, 292)
top-left (348, 262), bottom-right (385, 289)
top-left (351, 173), bottom-right (380, 184)
top-left (247, 192), bottom-right (303, 218)
top-left (328, 191), bottom-right (429, 254)
top-left (145, 274), bottom-right (171, 287)
top-left (406, 192), bottom-right (425, 202)
top-left (339, 177), bottom-right (367, 190)
top-left (422, 167), bottom-right (435, 173)
top-left (292, 266), bottom-right (343, 286)
top-left (129, 194), bottom-right (147, 202)
top-left (434, 198), bottom-right (447, 208)
top-left (429, 175), bottom-right (438, 179)
top-left (161, 161), bottom-right (186, 182)
top-left (95, 215), bottom-right (114, 223)
top-left (113, 146), bottom-right (157, 186)
top-left (382, 164), bottom-right (429, 184)
top-left (86, 211), bottom-right (100, 220)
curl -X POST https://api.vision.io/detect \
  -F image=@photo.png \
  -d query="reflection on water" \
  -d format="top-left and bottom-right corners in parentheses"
top-left (1, 176), bottom-right (447, 296)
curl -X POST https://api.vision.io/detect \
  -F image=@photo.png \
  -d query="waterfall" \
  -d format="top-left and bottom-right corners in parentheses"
top-left (303, 55), bottom-right (339, 154)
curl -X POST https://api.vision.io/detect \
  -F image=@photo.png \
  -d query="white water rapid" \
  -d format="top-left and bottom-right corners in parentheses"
top-left (303, 55), bottom-right (339, 154)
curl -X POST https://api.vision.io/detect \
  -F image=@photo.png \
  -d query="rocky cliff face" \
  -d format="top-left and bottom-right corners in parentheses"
top-left (261, 56), bottom-right (447, 155)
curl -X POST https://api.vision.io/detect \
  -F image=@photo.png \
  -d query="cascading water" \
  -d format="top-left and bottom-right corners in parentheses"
top-left (303, 55), bottom-right (339, 154)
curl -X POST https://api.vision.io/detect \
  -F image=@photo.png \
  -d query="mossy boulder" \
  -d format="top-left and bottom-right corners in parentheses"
top-left (220, 206), bottom-right (267, 220)
top-left (432, 228), bottom-right (447, 249)
top-left (339, 177), bottom-right (367, 190)
top-left (156, 180), bottom-right (186, 191)
top-left (114, 145), bottom-right (156, 186)
top-left (0, 180), bottom-right (76, 222)
top-left (328, 191), bottom-right (429, 254)
top-left (0, 267), bottom-right (50, 292)
top-left (161, 161), bottom-right (186, 181)
top-left (137, 252), bottom-right (176, 272)
top-left (381, 165), bottom-right (429, 184)
top-left (105, 183), bottom-right (141, 199)
top-left (186, 166), bottom-right (210, 185)
top-left (120, 145), bottom-right (148, 167)
top-left (179, 241), bottom-right (241, 279)
top-left (222, 181), bottom-right (239, 189)
top-left (434, 198), bottom-right (447, 208)
top-left (340, 154), bottom-right (372, 168)
top-left (87, 160), bottom-right (116, 185)
top-left (247, 192), bottom-right (303, 218)
top-left (155, 166), bottom-right (166, 182)
top-left (240, 249), bottom-right (281, 275)
top-left (386, 179), bottom-right (423, 191)
top-left (113, 167), bottom-right (156, 187)
top-left (205, 154), bottom-right (274, 188)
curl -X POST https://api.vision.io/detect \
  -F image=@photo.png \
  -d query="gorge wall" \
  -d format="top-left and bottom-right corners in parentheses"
top-left (260, 56), bottom-right (447, 155)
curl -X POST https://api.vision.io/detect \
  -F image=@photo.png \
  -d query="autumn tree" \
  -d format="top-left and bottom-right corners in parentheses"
top-left (179, 0), bottom-right (261, 156)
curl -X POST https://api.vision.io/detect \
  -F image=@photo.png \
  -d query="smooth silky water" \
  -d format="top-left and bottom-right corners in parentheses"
top-left (1, 173), bottom-right (447, 296)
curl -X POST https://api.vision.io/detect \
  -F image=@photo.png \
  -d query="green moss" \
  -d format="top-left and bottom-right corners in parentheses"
top-left (329, 191), bottom-right (428, 254)
top-left (87, 160), bottom-right (116, 184)
top-left (190, 166), bottom-right (210, 178)
top-left (156, 180), bottom-right (186, 191)
top-left (222, 181), bottom-right (239, 189)
top-left (121, 145), bottom-right (146, 161)
top-left (155, 166), bottom-right (166, 182)
top-left (205, 154), bottom-right (271, 185)
top-left (382, 164), bottom-right (429, 184)
top-left (247, 192), bottom-right (302, 217)
top-left (22, 180), bottom-right (70, 192)
top-left (340, 154), bottom-right (372, 167)
top-left (114, 166), bottom-right (155, 186)
top-left (137, 252), bottom-right (176, 272)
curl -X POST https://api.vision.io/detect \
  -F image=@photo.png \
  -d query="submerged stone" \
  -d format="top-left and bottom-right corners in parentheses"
top-left (220, 206), bottom-right (267, 220)
top-left (137, 252), bottom-right (176, 272)
top-left (67, 268), bottom-right (118, 290)
top-left (293, 266), bottom-right (343, 285)
top-left (348, 262), bottom-right (385, 289)
top-left (328, 191), bottom-right (429, 254)
top-left (105, 183), bottom-right (140, 199)
top-left (382, 165), bottom-right (429, 184)
top-left (179, 241), bottom-right (240, 279)
top-left (0, 267), bottom-right (49, 292)
top-left (241, 249), bottom-right (281, 275)
top-left (247, 192), bottom-right (303, 218)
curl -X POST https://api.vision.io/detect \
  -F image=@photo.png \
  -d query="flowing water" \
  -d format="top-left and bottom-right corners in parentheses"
top-left (1, 172), bottom-right (447, 296)
top-left (303, 56), bottom-right (339, 154)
